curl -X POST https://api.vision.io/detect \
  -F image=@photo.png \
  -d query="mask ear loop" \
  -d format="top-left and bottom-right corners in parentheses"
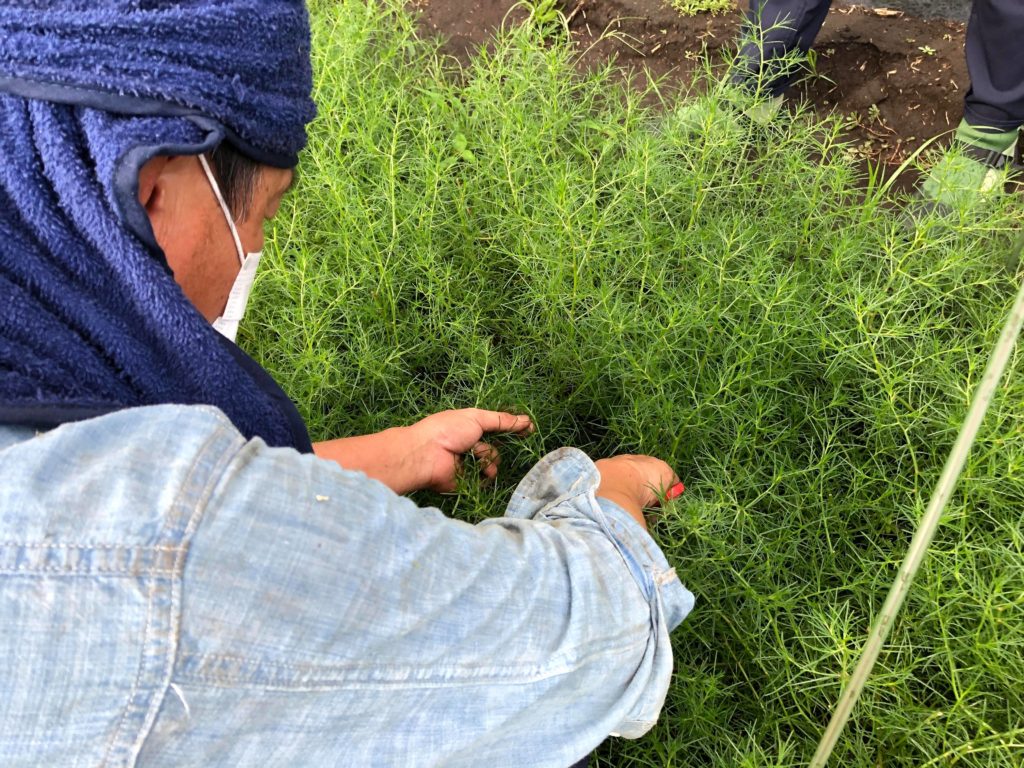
top-left (198, 153), bottom-right (245, 265)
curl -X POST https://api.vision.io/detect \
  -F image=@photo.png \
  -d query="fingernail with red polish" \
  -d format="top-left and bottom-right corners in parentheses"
top-left (665, 482), bottom-right (685, 500)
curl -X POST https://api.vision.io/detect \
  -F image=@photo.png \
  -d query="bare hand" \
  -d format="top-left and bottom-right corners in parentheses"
top-left (313, 409), bottom-right (533, 495)
top-left (594, 454), bottom-right (679, 530)
top-left (406, 408), bottom-right (534, 493)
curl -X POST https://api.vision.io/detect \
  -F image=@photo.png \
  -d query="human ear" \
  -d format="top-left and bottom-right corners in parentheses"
top-left (137, 155), bottom-right (172, 215)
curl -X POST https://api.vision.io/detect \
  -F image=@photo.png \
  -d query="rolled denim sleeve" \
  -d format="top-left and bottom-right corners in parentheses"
top-left (506, 447), bottom-right (693, 630)
top-left (142, 435), bottom-right (695, 768)
top-left (503, 447), bottom-right (695, 735)
top-left (501, 450), bottom-right (696, 741)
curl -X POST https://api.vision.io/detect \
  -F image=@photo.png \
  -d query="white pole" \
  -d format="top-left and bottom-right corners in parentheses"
top-left (809, 239), bottom-right (1024, 767)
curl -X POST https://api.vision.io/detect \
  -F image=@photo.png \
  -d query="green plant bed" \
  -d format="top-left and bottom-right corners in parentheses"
top-left (245, 1), bottom-right (1024, 764)
top-left (669, 0), bottom-right (735, 17)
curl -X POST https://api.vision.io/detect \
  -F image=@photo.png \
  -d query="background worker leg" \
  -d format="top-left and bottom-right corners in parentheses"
top-left (920, 0), bottom-right (1023, 209)
top-left (734, 0), bottom-right (835, 96)
top-left (958, 0), bottom-right (1024, 151)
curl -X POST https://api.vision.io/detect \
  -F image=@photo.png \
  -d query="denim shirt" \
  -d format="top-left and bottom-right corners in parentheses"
top-left (0, 405), bottom-right (694, 767)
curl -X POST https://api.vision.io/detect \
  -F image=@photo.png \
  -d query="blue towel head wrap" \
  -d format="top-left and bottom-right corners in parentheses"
top-left (0, 1), bottom-right (318, 450)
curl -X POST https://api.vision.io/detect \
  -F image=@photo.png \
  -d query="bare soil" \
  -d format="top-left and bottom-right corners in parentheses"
top-left (410, 0), bottom-right (976, 186)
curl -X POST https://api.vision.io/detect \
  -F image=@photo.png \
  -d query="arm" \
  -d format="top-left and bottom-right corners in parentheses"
top-left (148, 440), bottom-right (693, 766)
top-left (312, 408), bottom-right (533, 494)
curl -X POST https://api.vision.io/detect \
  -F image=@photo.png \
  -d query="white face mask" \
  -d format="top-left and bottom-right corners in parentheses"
top-left (198, 153), bottom-right (263, 343)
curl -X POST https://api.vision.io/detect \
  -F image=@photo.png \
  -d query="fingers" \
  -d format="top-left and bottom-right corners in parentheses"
top-left (595, 454), bottom-right (681, 511)
top-left (464, 408), bottom-right (534, 436)
top-left (435, 443), bottom-right (498, 492)
top-left (472, 441), bottom-right (500, 480)
top-left (631, 455), bottom-right (679, 508)
top-left (665, 481), bottom-right (685, 500)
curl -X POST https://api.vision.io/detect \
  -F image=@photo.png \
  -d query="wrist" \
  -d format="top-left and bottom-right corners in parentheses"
top-left (314, 426), bottom-right (423, 495)
top-left (594, 488), bottom-right (647, 530)
top-left (377, 424), bottom-right (424, 495)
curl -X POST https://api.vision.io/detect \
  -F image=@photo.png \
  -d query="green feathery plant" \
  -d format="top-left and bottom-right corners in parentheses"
top-left (669, 0), bottom-right (734, 17)
top-left (246, 1), bottom-right (1024, 764)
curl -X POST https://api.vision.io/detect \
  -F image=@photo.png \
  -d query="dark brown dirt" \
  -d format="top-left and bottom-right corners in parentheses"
top-left (409, 0), bottom-right (973, 184)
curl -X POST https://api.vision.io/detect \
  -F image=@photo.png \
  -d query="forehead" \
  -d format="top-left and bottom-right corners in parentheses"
top-left (262, 166), bottom-right (294, 194)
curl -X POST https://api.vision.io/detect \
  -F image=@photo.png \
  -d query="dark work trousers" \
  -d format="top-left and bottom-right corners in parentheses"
top-left (734, 0), bottom-right (834, 96)
top-left (963, 0), bottom-right (1024, 130)
top-left (736, 0), bottom-right (1023, 131)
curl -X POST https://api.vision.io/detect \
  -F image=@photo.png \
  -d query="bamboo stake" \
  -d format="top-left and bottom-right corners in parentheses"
top-left (809, 236), bottom-right (1024, 767)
